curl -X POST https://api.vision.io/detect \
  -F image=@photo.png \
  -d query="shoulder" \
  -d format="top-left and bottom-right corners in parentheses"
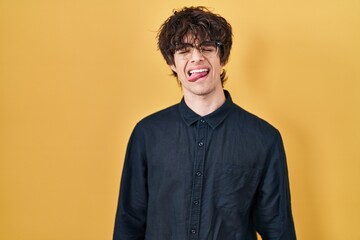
top-left (230, 103), bottom-right (281, 140)
top-left (133, 103), bottom-right (180, 133)
top-left (139, 103), bottom-right (180, 125)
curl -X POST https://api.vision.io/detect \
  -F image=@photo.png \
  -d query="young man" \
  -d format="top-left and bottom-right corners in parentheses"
top-left (113, 6), bottom-right (296, 240)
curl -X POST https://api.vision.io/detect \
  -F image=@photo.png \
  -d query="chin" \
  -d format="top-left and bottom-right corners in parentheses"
top-left (190, 87), bottom-right (216, 96)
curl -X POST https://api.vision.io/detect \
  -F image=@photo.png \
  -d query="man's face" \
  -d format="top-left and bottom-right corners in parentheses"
top-left (170, 37), bottom-right (223, 98)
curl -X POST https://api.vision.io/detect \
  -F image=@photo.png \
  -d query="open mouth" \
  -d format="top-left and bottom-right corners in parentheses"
top-left (187, 68), bottom-right (209, 81)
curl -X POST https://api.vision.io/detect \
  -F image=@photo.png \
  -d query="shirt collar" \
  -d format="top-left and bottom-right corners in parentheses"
top-left (179, 90), bottom-right (234, 129)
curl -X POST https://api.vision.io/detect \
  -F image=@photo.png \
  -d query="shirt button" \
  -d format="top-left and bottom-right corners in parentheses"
top-left (196, 171), bottom-right (202, 177)
top-left (200, 119), bottom-right (205, 123)
top-left (191, 229), bottom-right (196, 234)
top-left (193, 200), bottom-right (199, 205)
top-left (198, 141), bottom-right (204, 147)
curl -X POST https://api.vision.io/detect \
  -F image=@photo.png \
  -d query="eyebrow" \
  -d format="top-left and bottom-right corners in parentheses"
top-left (177, 41), bottom-right (214, 46)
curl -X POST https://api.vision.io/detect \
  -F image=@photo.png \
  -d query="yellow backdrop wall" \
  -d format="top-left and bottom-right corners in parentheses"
top-left (1, 0), bottom-right (359, 239)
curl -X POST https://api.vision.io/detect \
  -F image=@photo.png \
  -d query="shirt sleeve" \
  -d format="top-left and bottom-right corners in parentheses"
top-left (113, 125), bottom-right (148, 240)
top-left (252, 130), bottom-right (296, 240)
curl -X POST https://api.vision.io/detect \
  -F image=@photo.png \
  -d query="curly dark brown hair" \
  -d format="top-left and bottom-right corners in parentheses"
top-left (157, 6), bottom-right (233, 85)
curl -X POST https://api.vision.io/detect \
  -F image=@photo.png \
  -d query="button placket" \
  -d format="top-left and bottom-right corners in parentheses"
top-left (189, 119), bottom-right (207, 240)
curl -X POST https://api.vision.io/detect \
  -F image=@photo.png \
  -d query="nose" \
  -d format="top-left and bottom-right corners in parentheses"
top-left (190, 48), bottom-right (204, 62)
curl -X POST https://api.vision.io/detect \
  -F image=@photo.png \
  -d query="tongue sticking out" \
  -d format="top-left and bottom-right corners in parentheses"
top-left (188, 71), bottom-right (209, 82)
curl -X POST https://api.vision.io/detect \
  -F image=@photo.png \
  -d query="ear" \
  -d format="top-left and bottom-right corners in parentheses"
top-left (170, 64), bottom-right (177, 73)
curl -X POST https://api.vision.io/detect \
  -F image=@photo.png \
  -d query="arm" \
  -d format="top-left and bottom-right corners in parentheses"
top-left (113, 126), bottom-right (148, 240)
top-left (253, 130), bottom-right (296, 240)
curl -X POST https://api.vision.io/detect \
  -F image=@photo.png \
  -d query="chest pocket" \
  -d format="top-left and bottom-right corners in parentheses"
top-left (213, 164), bottom-right (261, 212)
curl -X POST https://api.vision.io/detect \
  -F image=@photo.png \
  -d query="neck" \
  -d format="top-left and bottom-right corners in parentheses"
top-left (183, 89), bottom-right (226, 116)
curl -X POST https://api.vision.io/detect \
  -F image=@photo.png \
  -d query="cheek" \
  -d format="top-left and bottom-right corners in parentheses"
top-left (214, 66), bottom-right (222, 75)
top-left (175, 64), bottom-right (187, 76)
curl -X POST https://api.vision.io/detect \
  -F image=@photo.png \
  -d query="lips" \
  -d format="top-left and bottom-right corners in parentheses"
top-left (187, 68), bottom-right (209, 82)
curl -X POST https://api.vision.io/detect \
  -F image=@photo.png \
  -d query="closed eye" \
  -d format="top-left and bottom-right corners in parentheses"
top-left (200, 43), bottom-right (217, 52)
top-left (176, 44), bottom-right (193, 55)
top-left (201, 47), bottom-right (216, 52)
top-left (177, 48), bottom-right (191, 54)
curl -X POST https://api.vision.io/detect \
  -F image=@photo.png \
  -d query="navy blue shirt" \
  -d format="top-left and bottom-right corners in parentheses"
top-left (113, 91), bottom-right (296, 240)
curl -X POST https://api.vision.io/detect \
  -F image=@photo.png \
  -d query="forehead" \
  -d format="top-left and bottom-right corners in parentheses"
top-left (180, 32), bottom-right (210, 44)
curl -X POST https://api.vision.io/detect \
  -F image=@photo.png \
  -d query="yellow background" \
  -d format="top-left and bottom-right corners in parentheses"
top-left (1, 0), bottom-right (359, 239)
